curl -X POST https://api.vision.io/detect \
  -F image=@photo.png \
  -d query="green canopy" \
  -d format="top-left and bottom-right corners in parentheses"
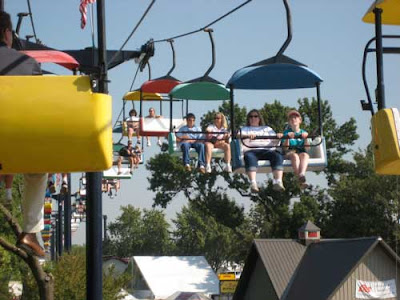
top-left (169, 81), bottom-right (230, 100)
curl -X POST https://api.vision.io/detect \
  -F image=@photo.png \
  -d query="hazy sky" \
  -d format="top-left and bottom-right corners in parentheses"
top-left (5, 1), bottom-right (400, 244)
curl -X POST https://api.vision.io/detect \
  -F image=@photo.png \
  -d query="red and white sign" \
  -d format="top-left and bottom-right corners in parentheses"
top-left (356, 279), bottom-right (396, 299)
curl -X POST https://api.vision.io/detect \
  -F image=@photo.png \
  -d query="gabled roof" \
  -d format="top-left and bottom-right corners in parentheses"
top-left (234, 237), bottom-right (400, 300)
top-left (284, 237), bottom-right (379, 300)
top-left (234, 240), bottom-right (307, 299)
top-left (133, 256), bottom-right (219, 299)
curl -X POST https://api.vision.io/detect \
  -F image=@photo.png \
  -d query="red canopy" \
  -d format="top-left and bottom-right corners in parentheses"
top-left (21, 50), bottom-right (80, 71)
top-left (141, 75), bottom-right (181, 93)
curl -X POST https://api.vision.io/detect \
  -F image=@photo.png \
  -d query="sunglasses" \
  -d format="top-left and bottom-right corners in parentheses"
top-left (249, 115), bottom-right (259, 118)
top-left (214, 117), bottom-right (222, 119)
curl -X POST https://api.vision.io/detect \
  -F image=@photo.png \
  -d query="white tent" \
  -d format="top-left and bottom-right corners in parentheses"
top-left (132, 256), bottom-right (219, 299)
top-left (165, 291), bottom-right (212, 300)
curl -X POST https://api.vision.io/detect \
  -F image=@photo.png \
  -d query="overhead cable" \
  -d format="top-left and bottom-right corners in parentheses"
top-left (153, 0), bottom-right (252, 43)
top-left (109, 0), bottom-right (156, 66)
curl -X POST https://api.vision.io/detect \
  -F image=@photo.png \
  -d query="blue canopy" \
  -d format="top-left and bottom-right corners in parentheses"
top-left (227, 55), bottom-right (323, 90)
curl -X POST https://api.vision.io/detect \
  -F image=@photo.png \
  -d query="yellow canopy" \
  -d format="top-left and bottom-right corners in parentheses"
top-left (363, 0), bottom-right (400, 25)
top-left (123, 90), bottom-right (163, 101)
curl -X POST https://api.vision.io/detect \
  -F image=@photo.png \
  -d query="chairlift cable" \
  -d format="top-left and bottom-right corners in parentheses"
top-left (109, 0), bottom-right (156, 66)
top-left (129, 63), bottom-right (141, 92)
top-left (26, 0), bottom-right (38, 43)
top-left (153, 0), bottom-right (252, 43)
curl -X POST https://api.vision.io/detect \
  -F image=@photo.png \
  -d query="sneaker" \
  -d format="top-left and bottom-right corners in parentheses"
top-left (157, 139), bottom-right (162, 147)
top-left (5, 189), bottom-right (12, 201)
top-left (298, 175), bottom-right (308, 189)
top-left (224, 164), bottom-right (232, 173)
top-left (185, 164), bottom-right (192, 172)
top-left (137, 140), bottom-right (141, 145)
top-left (199, 166), bottom-right (206, 174)
top-left (205, 164), bottom-right (212, 173)
top-left (147, 140), bottom-right (151, 147)
top-left (250, 182), bottom-right (259, 193)
top-left (61, 182), bottom-right (68, 194)
top-left (272, 180), bottom-right (285, 191)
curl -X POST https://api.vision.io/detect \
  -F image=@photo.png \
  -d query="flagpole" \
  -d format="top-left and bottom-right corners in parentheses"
top-left (87, 0), bottom-right (107, 299)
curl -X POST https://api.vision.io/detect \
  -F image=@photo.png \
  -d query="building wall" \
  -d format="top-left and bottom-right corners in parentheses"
top-left (243, 257), bottom-right (278, 300)
top-left (331, 245), bottom-right (400, 300)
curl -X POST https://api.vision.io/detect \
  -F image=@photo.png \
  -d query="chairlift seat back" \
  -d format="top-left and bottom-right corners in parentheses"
top-left (231, 136), bottom-right (327, 173)
top-left (103, 166), bottom-right (132, 179)
top-left (140, 117), bottom-right (187, 137)
top-left (168, 132), bottom-right (225, 158)
top-left (0, 75), bottom-right (112, 174)
top-left (371, 108), bottom-right (400, 174)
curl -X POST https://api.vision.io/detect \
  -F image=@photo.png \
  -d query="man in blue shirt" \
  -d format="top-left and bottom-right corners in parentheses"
top-left (176, 113), bottom-right (206, 173)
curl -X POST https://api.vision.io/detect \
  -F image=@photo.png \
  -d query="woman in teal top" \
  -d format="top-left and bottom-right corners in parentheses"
top-left (282, 110), bottom-right (310, 189)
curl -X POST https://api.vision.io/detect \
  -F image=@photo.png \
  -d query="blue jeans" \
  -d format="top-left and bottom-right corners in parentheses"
top-left (244, 149), bottom-right (283, 172)
top-left (181, 142), bottom-right (205, 167)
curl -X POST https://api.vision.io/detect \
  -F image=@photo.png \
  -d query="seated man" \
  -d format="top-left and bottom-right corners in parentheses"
top-left (117, 141), bottom-right (135, 175)
top-left (176, 113), bottom-right (206, 173)
top-left (145, 107), bottom-right (162, 147)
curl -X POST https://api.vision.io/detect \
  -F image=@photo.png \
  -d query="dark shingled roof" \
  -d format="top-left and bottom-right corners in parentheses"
top-left (284, 237), bottom-right (378, 300)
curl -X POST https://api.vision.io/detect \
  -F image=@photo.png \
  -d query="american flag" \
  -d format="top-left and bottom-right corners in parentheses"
top-left (79, 0), bottom-right (96, 29)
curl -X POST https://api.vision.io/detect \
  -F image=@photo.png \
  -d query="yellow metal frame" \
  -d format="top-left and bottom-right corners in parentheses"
top-left (371, 108), bottom-right (400, 174)
top-left (0, 75), bottom-right (112, 173)
top-left (363, 0), bottom-right (400, 25)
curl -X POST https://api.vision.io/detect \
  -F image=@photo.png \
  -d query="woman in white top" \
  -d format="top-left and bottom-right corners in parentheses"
top-left (205, 112), bottom-right (231, 173)
top-left (240, 109), bottom-right (284, 193)
top-left (126, 109), bottom-right (140, 145)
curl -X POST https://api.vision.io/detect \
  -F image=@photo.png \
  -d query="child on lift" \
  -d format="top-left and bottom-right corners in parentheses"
top-left (282, 110), bottom-right (309, 189)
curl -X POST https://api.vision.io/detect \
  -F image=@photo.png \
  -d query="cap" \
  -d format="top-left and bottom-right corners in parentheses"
top-left (287, 110), bottom-right (301, 118)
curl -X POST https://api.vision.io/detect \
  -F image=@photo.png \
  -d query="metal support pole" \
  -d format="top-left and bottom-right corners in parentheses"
top-left (103, 215), bottom-right (108, 242)
top-left (316, 82), bottom-right (323, 136)
top-left (0, 0), bottom-right (3, 12)
top-left (50, 227), bottom-right (55, 261)
top-left (229, 85), bottom-right (235, 137)
top-left (57, 198), bottom-right (63, 257)
top-left (64, 173), bottom-right (72, 252)
top-left (374, 8), bottom-right (385, 110)
top-left (87, 0), bottom-right (107, 299)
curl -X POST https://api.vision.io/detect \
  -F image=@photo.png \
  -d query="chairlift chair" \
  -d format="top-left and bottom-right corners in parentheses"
top-left (167, 29), bottom-right (231, 160)
top-left (226, 0), bottom-right (327, 174)
top-left (362, 0), bottom-right (400, 174)
top-left (0, 51), bottom-right (112, 174)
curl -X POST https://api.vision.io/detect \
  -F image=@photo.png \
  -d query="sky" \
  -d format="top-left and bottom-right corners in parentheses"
top-left (4, 1), bottom-right (400, 245)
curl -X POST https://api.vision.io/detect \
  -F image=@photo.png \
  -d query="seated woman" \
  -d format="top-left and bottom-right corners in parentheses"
top-left (205, 112), bottom-right (231, 173)
top-left (240, 109), bottom-right (284, 193)
top-left (126, 109), bottom-right (141, 145)
top-left (282, 110), bottom-right (309, 189)
top-left (117, 141), bottom-right (135, 175)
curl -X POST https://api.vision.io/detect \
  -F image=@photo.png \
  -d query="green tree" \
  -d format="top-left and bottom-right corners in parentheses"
top-left (105, 205), bottom-right (173, 257)
top-left (172, 203), bottom-right (252, 271)
top-left (324, 146), bottom-right (400, 247)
